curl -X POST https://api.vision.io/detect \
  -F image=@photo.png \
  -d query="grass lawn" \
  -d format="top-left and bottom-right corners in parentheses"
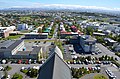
top-left (94, 74), bottom-right (108, 79)
top-left (20, 16), bottom-right (31, 21)
top-left (0, 34), bottom-right (23, 40)
top-left (24, 39), bottom-right (55, 42)
top-left (20, 30), bottom-right (31, 33)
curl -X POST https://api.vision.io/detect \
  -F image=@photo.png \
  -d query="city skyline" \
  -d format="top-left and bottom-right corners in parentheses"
top-left (0, 0), bottom-right (120, 11)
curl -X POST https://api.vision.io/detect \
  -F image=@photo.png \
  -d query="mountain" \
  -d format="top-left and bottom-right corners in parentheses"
top-left (1, 4), bottom-right (120, 15)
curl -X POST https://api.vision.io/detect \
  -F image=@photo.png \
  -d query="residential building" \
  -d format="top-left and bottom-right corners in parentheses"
top-left (104, 38), bottom-right (117, 46)
top-left (93, 32), bottom-right (106, 36)
top-left (114, 44), bottom-right (120, 52)
top-left (79, 35), bottom-right (96, 53)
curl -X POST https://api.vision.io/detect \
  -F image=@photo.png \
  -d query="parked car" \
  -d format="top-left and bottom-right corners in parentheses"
top-left (0, 66), bottom-right (4, 71)
top-left (6, 75), bottom-right (10, 79)
top-left (18, 60), bottom-right (22, 64)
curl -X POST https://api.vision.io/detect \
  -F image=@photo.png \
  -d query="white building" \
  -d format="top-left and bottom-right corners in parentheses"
top-left (0, 26), bottom-right (16, 38)
top-left (17, 24), bottom-right (28, 31)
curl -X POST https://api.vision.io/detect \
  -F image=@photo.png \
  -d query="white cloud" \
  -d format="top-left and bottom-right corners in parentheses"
top-left (11, 3), bottom-right (120, 11)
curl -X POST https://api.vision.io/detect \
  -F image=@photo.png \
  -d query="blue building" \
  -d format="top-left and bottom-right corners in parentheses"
top-left (79, 35), bottom-right (96, 53)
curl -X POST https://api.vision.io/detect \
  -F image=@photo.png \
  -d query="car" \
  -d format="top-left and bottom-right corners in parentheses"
top-left (18, 60), bottom-right (22, 64)
top-left (41, 60), bottom-right (45, 64)
top-left (43, 41), bottom-right (46, 44)
top-left (6, 75), bottom-right (10, 79)
top-left (33, 66), bottom-right (39, 70)
top-left (64, 49), bottom-right (66, 52)
top-left (0, 66), bottom-right (4, 71)
top-left (38, 41), bottom-right (40, 43)
top-left (21, 66), bottom-right (28, 70)
top-left (67, 61), bottom-right (70, 64)
top-left (95, 52), bottom-right (98, 55)
top-left (115, 58), bottom-right (118, 61)
top-left (34, 60), bottom-right (37, 64)
top-left (51, 42), bottom-right (54, 45)
top-left (91, 53), bottom-right (95, 55)
top-left (25, 60), bottom-right (29, 64)
top-left (29, 59), bottom-right (32, 64)
top-left (34, 41), bottom-right (37, 43)
top-left (73, 60), bottom-right (76, 64)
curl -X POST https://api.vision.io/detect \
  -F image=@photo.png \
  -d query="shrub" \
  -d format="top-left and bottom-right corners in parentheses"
top-left (12, 73), bottom-right (23, 79)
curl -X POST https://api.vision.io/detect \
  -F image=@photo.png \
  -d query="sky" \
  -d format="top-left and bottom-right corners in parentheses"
top-left (0, 0), bottom-right (120, 11)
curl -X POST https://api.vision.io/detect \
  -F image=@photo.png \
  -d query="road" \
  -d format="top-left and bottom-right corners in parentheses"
top-left (52, 24), bottom-right (59, 39)
top-left (96, 43), bottom-right (120, 64)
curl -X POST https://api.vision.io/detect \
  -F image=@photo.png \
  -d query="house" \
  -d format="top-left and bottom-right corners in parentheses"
top-left (104, 38), bottom-right (117, 46)
top-left (38, 46), bottom-right (72, 79)
top-left (114, 44), bottom-right (120, 52)
top-left (93, 32), bottom-right (106, 36)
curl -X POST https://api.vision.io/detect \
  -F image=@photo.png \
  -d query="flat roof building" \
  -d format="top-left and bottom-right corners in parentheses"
top-left (79, 35), bottom-right (96, 53)
top-left (24, 33), bottom-right (48, 39)
top-left (0, 40), bottom-right (24, 58)
top-left (0, 26), bottom-right (16, 38)
top-left (14, 47), bottom-right (42, 59)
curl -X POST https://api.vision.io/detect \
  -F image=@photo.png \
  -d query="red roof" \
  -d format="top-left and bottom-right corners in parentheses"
top-left (71, 26), bottom-right (76, 28)
top-left (61, 32), bottom-right (72, 34)
top-left (60, 30), bottom-right (66, 33)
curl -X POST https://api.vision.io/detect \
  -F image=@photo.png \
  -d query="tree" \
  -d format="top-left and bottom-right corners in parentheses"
top-left (12, 73), bottom-right (23, 79)
top-left (27, 68), bottom-right (38, 78)
top-left (38, 28), bottom-right (42, 33)
top-left (5, 65), bottom-right (12, 71)
top-left (105, 55), bottom-right (108, 60)
top-left (86, 56), bottom-right (91, 61)
top-left (85, 27), bottom-right (94, 35)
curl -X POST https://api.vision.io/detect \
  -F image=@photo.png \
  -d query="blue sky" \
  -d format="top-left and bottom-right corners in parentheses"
top-left (0, 0), bottom-right (120, 10)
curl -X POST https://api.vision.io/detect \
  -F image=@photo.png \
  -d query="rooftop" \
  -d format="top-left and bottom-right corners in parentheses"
top-left (16, 47), bottom-right (41, 55)
top-left (0, 40), bottom-right (23, 51)
top-left (81, 35), bottom-right (96, 42)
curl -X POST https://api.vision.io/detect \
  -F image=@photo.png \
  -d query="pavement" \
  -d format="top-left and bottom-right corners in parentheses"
top-left (107, 66), bottom-right (120, 79)
top-left (52, 24), bottom-right (58, 39)
top-left (63, 45), bottom-right (72, 60)
top-left (96, 43), bottom-right (120, 64)
top-left (0, 64), bottom-right (42, 79)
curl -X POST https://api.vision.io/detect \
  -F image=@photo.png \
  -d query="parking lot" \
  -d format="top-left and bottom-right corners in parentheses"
top-left (0, 64), bottom-right (42, 79)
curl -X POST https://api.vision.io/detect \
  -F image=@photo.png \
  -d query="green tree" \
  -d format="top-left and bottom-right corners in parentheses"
top-left (12, 73), bottom-right (23, 79)
top-left (38, 28), bottom-right (42, 33)
top-left (27, 68), bottom-right (38, 78)
top-left (85, 27), bottom-right (94, 35)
